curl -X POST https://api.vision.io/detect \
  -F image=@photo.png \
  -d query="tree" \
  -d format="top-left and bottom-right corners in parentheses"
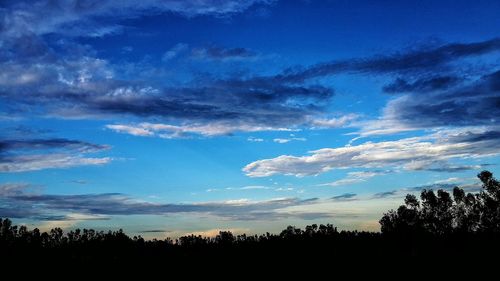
top-left (380, 170), bottom-right (500, 235)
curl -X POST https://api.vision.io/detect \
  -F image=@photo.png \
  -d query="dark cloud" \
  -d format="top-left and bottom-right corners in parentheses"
top-left (0, 207), bottom-right (42, 219)
top-left (373, 190), bottom-right (398, 198)
top-left (407, 183), bottom-right (457, 192)
top-left (383, 76), bottom-right (462, 94)
top-left (331, 193), bottom-right (357, 201)
top-left (405, 182), bottom-right (482, 194)
top-left (0, 184), bottom-right (323, 221)
top-left (274, 38), bottom-right (500, 83)
top-left (139, 230), bottom-right (170, 233)
top-left (291, 212), bottom-right (334, 220)
top-left (423, 165), bottom-right (484, 173)
top-left (0, 60), bottom-right (334, 128)
top-left (0, 138), bottom-right (108, 153)
top-left (445, 130), bottom-right (500, 144)
top-left (386, 69), bottom-right (500, 129)
top-left (1, 126), bottom-right (53, 138)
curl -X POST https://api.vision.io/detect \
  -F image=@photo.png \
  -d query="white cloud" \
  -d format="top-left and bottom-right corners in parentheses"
top-left (323, 178), bottom-right (364, 187)
top-left (106, 124), bottom-right (153, 136)
top-left (243, 127), bottom-right (500, 177)
top-left (207, 185), bottom-right (270, 192)
top-left (273, 137), bottom-right (306, 144)
top-left (433, 177), bottom-right (464, 184)
top-left (106, 122), bottom-right (293, 138)
top-left (247, 137), bottom-right (264, 142)
top-left (275, 187), bottom-right (294, 191)
top-left (240, 185), bottom-right (270, 190)
top-left (311, 114), bottom-right (358, 128)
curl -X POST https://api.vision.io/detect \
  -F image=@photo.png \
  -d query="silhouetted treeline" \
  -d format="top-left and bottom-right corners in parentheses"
top-left (1, 171), bottom-right (500, 267)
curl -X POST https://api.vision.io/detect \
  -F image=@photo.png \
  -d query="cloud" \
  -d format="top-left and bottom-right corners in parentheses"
top-left (0, 139), bottom-right (108, 153)
top-left (192, 46), bottom-right (256, 60)
top-left (0, 184), bottom-right (325, 221)
top-left (70, 180), bottom-right (88, 185)
top-left (0, 183), bottom-right (33, 196)
top-left (96, 38), bottom-right (499, 134)
top-left (358, 177), bottom-right (483, 201)
top-left (320, 171), bottom-right (385, 187)
top-left (331, 193), bottom-right (357, 201)
top-left (107, 122), bottom-right (295, 138)
top-left (243, 128), bottom-right (500, 177)
top-left (2, 12), bottom-right (499, 140)
top-left (0, 138), bottom-right (111, 173)
top-left (139, 229), bottom-right (170, 233)
top-left (377, 70), bottom-right (500, 130)
top-left (105, 124), bottom-right (154, 137)
top-left (382, 75), bottom-right (462, 93)
top-left (433, 177), bottom-right (464, 184)
top-left (247, 137), bottom-right (264, 142)
top-left (162, 43), bottom-right (189, 61)
top-left (310, 114), bottom-right (358, 128)
top-left (274, 38), bottom-right (500, 82)
top-left (0, 0), bottom-right (272, 38)
top-left (2, 1), bottom-right (333, 136)
top-left (239, 185), bottom-right (270, 190)
top-left (208, 185), bottom-right (271, 192)
top-left (273, 137), bottom-right (306, 144)
top-left (355, 68), bottom-right (500, 139)
top-left (372, 190), bottom-right (398, 199)
top-left (1, 51), bottom-right (335, 132)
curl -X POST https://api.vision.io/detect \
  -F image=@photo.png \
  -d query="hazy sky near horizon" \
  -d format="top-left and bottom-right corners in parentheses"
top-left (1, 0), bottom-right (500, 238)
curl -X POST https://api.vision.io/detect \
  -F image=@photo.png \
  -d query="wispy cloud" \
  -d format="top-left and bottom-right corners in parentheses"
top-left (273, 38), bottom-right (500, 82)
top-left (382, 75), bottom-right (463, 94)
top-left (273, 137), bottom-right (306, 144)
top-left (107, 122), bottom-right (294, 138)
top-left (0, 138), bottom-right (111, 173)
top-left (331, 193), bottom-right (357, 201)
top-left (372, 190), bottom-right (399, 199)
top-left (162, 43), bottom-right (189, 61)
top-left (247, 137), bottom-right (264, 142)
top-left (310, 114), bottom-right (358, 129)
top-left (191, 46), bottom-right (257, 60)
top-left (320, 171), bottom-right (386, 187)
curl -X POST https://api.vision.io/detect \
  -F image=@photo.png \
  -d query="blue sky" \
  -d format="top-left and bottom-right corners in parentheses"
top-left (1, 0), bottom-right (500, 238)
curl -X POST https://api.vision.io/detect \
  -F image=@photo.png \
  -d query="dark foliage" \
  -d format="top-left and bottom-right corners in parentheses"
top-left (380, 170), bottom-right (500, 234)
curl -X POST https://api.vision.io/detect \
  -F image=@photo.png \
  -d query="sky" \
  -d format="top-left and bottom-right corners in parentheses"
top-left (1, 0), bottom-right (500, 238)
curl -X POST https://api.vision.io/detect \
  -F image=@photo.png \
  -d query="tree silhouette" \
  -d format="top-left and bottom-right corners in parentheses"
top-left (380, 170), bottom-right (500, 235)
